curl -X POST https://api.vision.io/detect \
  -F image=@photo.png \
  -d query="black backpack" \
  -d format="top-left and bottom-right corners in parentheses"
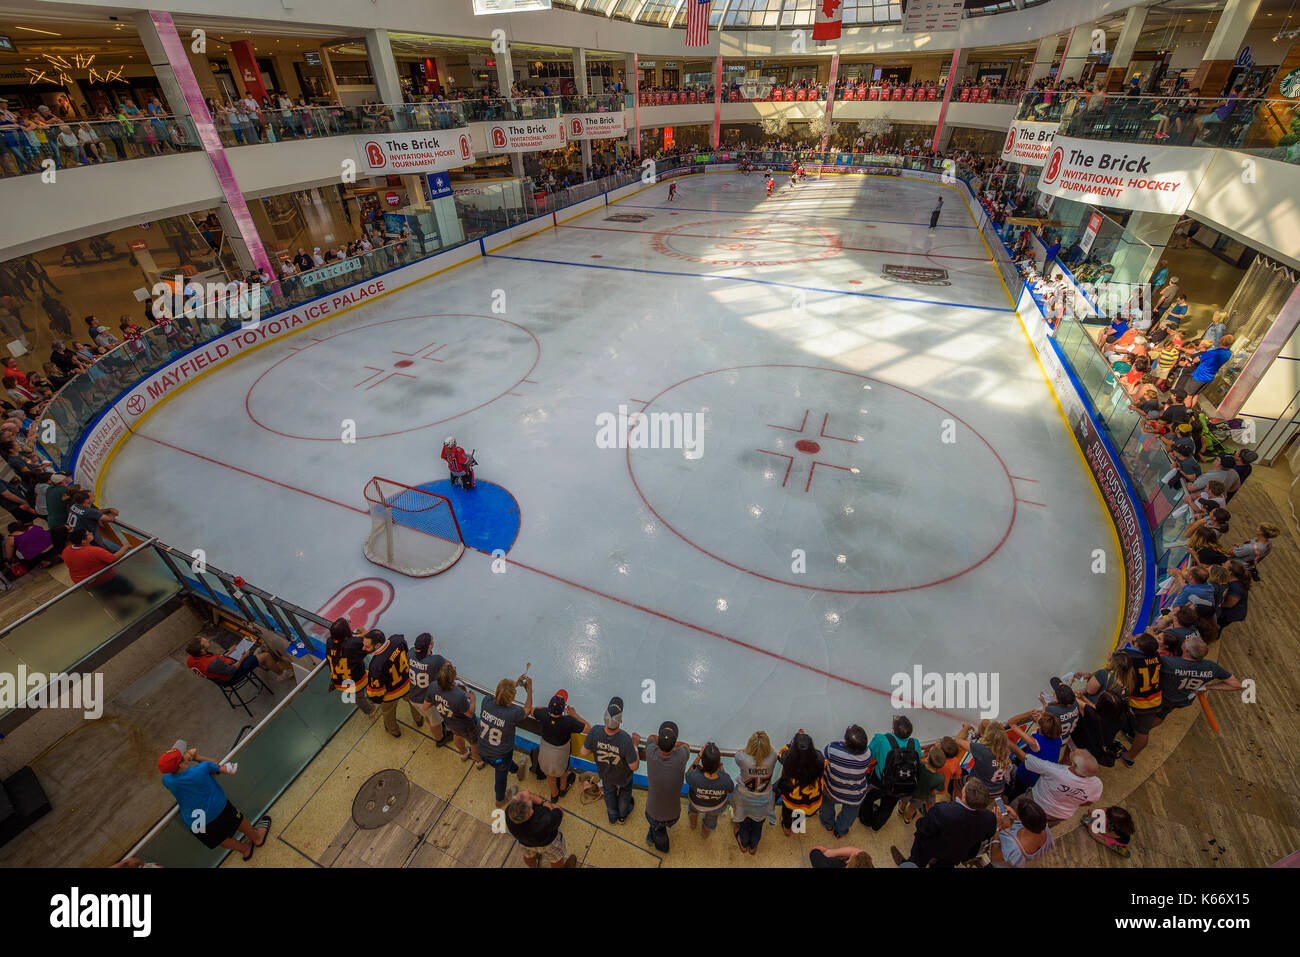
top-left (879, 734), bottom-right (921, 798)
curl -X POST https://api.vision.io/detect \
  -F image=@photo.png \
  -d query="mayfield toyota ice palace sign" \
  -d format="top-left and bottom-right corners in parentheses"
top-left (1036, 135), bottom-right (1215, 215)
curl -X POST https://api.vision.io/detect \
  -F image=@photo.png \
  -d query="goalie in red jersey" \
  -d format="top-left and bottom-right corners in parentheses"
top-left (441, 437), bottom-right (477, 490)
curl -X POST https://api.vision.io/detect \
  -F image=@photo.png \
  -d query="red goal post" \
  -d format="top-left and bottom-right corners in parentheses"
top-left (363, 477), bottom-right (465, 577)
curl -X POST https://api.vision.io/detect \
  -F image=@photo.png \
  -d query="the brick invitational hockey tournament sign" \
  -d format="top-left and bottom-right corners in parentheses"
top-left (1036, 135), bottom-right (1216, 216)
top-left (564, 112), bottom-right (627, 140)
top-left (999, 119), bottom-right (1058, 168)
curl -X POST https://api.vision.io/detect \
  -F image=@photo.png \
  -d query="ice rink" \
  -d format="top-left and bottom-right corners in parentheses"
top-left (100, 172), bottom-right (1121, 745)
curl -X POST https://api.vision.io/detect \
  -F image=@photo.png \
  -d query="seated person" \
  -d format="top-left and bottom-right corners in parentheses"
top-left (186, 634), bottom-right (292, 684)
top-left (1071, 690), bottom-right (1128, 767)
top-left (991, 795), bottom-right (1055, 867)
top-left (3, 520), bottom-right (58, 570)
top-left (1087, 805), bottom-right (1136, 858)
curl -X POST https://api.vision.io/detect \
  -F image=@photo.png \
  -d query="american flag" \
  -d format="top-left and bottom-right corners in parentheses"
top-left (685, 0), bottom-right (711, 47)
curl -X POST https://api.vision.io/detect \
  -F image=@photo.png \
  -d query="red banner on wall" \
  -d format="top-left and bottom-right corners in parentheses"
top-left (230, 40), bottom-right (268, 100)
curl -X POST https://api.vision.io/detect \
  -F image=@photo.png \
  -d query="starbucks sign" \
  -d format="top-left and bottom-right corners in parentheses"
top-left (1280, 67), bottom-right (1300, 98)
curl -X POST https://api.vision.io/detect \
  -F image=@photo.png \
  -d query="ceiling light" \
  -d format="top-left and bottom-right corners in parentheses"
top-left (15, 25), bottom-right (62, 36)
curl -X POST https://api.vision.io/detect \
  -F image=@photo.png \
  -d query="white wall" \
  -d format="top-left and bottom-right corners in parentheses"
top-left (0, 152), bottom-right (220, 260)
top-left (1186, 149), bottom-right (1300, 272)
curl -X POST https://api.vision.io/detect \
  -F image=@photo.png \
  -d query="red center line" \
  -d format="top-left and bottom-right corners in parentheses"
top-left (129, 430), bottom-right (969, 719)
top-left (559, 223), bottom-right (990, 261)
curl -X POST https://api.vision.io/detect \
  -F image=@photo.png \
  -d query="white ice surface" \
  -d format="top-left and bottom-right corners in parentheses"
top-left (101, 174), bottom-right (1120, 746)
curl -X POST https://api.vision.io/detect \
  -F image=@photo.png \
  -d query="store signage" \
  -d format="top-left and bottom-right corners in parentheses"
top-left (1279, 67), bottom-right (1300, 98)
top-left (475, 118), bottom-right (566, 153)
top-left (902, 0), bottom-right (964, 33)
top-left (999, 119), bottom-right (1058, 168)
top-left (1078, 212), bottom-right (1103, 256)
top-left (564, 111), bottom-right (627, 139)
top-left (355, 131), bottom-right (475, 175)
top-left (472, 0), bottom-right (552, 13)
top-left (300, 257), bottom-right (362, 289)
top-left (426, 171), bottom-right (453, 200)
top-left (384, 191), bottom-right (401, 207)
top-left (1036, 135), bottom-right (1216, 215)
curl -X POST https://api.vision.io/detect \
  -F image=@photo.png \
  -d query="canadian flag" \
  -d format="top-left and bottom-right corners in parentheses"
top-left (813, 0), bottom-right (843, 41)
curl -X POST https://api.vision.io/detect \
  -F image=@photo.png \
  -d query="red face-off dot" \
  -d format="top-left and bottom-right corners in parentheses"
top-left (795, 439), bottom-right (821, 454)
top-left (393, 360), bottom-right (414, 368)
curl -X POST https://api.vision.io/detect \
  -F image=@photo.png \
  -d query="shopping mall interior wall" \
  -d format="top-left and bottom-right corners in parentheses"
top-left (0, 152), bottom-right (219, 259)
top-left (1186, 150), bottom-right (1300, 273)
top-left (225, 135), bottom-right (368, 198)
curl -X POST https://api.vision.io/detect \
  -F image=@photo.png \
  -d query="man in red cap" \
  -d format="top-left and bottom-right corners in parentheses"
top-left (158, 744), bottom-right (270, 860)
top-left (529, 689), bottom-right (591, 801)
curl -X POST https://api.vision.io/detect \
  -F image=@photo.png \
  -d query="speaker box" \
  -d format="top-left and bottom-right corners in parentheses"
top-left (0, 778), bottom-right (20, 848)
top-left (1, 765), bottom-right (51, 845)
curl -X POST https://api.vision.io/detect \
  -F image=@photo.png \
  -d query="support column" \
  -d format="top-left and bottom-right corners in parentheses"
top-left (820, 53), bottom-right (839, 153)
top-left (319, 45), bottom-right (341, 104)
top-left (573, 47), bottom-right (593, 177)
top-left (1027, 35), bottom-right (1060, 84)
top-left (1056, 24), bottom-right (1095, 82)
top-left (133, 11), bottom-right (277, 289)
top-left (931, 48), bottom-right (962, 153)
top-left (1192, 0), bottom-right (1263, 95)
top-left (948, 48), bottom-right (970, 85)
top-left (183, 44), bottom-right (220, 102)
top-left (493, 42), bottom-right (525, 178)
top-left (1104, 6), bottom-right (1148, 91)
top-left (364, 29), bottom-right (403, 104)
top-left (712, 55), bottom-right (723, 150)
top-left (629, 52), bottom-right (640, 159)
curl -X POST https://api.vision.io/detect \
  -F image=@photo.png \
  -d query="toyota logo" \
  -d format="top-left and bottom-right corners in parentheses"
top-left (1042, 146), bottom-right (1064, 184)
top-left (125, 394), bottom-right (146, 416)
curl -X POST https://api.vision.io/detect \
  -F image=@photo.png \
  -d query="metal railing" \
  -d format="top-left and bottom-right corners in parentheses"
top-left (1015, 91), bottom-right (1300, 165)
top-left (0, 113), bottom-right (203, 178)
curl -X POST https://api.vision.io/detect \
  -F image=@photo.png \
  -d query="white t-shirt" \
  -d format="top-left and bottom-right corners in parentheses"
top-left (1025, 755), bottom-right (1102, 819)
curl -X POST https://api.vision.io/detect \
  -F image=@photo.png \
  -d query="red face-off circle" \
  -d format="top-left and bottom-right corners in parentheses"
top-left (245, 313), bottom-right (540, 442)
top-left (626, 365), bottom-right (1018, 594)
top-left (651, 218), bottom-right (843, 267)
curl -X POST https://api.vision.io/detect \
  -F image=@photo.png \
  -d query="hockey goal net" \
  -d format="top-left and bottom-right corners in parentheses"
top-left (363, 477), bottom-right (465, 577)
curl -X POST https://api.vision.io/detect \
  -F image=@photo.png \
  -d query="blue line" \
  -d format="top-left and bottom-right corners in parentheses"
top-left (610, 201), bottom-right (979, 230)
top-left (484, 252), bottom-right (1015, 312)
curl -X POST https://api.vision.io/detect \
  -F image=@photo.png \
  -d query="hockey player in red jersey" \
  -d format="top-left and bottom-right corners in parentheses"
top-left (765, 176), bottom-right (774, 197)
top-left (441, 437), bottom-right (476, 490)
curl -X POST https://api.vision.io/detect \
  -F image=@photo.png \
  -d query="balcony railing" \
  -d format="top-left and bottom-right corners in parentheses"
top-left (0, 114), bottom-right (203, 179)
top-left (1016, 91), bottom-right (1300, 166)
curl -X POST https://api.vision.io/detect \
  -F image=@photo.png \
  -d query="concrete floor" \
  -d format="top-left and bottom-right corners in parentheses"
top-left (0, 613), bottom-right (285, 868)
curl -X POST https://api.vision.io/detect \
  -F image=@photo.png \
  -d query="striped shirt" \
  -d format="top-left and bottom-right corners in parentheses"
top-left (822, 740), bottom-right (872, 804)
